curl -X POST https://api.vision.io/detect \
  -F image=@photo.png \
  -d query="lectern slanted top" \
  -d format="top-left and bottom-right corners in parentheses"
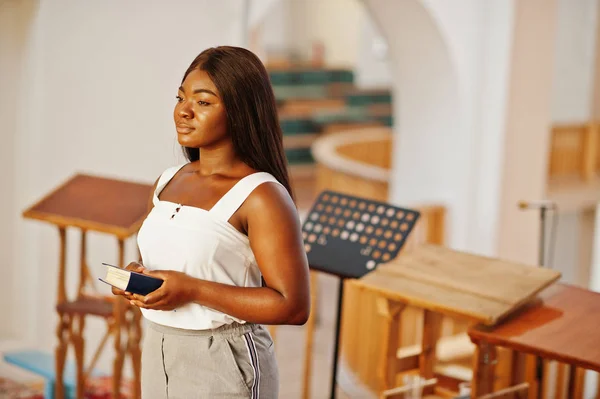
top-left (355, 243), bottom-right (562, 325)
top-left (23, 173), bottom-right (153, 238)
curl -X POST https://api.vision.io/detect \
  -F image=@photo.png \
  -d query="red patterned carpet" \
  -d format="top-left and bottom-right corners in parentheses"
top-left (0, 377), bottom-right (44, 399)
top-left (0, 376), bottom-right (134, 399)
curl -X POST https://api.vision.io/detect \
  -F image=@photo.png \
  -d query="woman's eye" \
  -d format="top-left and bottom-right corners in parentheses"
top-left (198, 101), bottom-right (209, 106)
top-left (175, 95), bottom-right (183, 102)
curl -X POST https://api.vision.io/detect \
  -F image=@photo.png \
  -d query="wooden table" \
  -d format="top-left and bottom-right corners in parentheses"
top-left (23, 173), bottom-right (153, 399)
top-left (351, 244), bottom-right (561, 396)
top-left (468, 283), bottom-right (600, 399)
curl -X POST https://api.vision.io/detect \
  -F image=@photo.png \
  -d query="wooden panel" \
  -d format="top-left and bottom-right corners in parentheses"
top-left (357, 244), bottom-right (561, 325)
top-left (322, 121), bottom-right (383, 135)
top-left (315, 163), bottom-right (389, 202)
top-left (597, 125), bottom-right (600, 171)
top-left (279, 98), bottom-right (346, 116)
top-left (336, 138), bottom-right (392, 169)
top-left (282, 133), bottom-right (320, 149)
top-left (378, 245), bottom-right (560, 305)
top-left (548, 122), bottom-right (600, 180)
top-left (548, 124), bottom-right (586, 177)
top-left (582, 123), bottom-right (599, 180)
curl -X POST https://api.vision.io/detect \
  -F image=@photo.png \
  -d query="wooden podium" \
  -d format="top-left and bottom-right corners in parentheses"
top-left (23, 173), bottom-right (153, 399)
top-left (351, 244), bottom-right (561, 398)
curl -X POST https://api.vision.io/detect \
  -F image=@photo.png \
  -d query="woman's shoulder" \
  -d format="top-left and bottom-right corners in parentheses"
top-left (243, 174), bottom-right (293, 212)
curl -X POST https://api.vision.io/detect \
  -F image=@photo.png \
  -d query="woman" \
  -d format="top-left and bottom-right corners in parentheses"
top-left (113, 46), bottom-right (310, 398)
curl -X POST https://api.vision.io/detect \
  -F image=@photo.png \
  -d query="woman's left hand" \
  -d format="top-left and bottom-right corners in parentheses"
top-left (129, 270), bottom-right (196, 311)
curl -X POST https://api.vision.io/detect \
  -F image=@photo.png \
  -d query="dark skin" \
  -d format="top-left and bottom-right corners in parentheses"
top-left (112, 69), bottom-right (310, 325)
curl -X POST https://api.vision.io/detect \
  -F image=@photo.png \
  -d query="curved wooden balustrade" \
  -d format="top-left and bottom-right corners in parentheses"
top-left (309, 127), bottom-right (466, 395)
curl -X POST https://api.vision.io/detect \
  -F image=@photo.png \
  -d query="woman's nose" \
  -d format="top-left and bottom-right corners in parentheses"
top-left (178, 102), bottom-right (193, 118)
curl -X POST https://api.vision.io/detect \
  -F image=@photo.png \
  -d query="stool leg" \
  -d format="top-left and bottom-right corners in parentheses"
top-left (113, 299), bottom-right (126, 399)
top-left (524, 354), bottom-right (538, 399)
top-left (55, 313), bottom-right (70, 399)
top-left (128, 308), bottom-right (143, 399)
top-left (73, 314), bottom-right (86, 399)
top-left (419, 310), bottom-right (442, 395)
top-left (471, 342), bottom-right (497, 397)
top-left (376, 297), bottom-right (405, 392)
top-left (113, 238), bottom-right (127, 398)
top-left (302, 270), bottom-right (319, 399)
top-left (567, 366), bottom-right (586, 399)
top-left (55, 227), bottom-right (69, 399)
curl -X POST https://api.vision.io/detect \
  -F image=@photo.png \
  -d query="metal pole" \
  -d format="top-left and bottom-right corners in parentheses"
top-left (329, 277), bottom-right (345, 399)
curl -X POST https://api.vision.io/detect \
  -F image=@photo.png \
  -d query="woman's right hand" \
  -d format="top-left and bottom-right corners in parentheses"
top-left (111, 261), bottom-right (146, 300)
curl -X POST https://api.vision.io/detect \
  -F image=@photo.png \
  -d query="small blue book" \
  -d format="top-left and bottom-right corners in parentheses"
top-left (99, 262), bottom-right (163, 296)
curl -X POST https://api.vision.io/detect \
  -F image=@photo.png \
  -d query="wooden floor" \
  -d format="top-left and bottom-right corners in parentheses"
top-left (0, 273), bottom-right (372, 398)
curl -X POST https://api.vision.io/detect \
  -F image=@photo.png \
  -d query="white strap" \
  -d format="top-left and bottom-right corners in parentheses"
top-left (152, 163), bottom-right (187, 205)
top-left (210, 172), bottom-right (283, 221)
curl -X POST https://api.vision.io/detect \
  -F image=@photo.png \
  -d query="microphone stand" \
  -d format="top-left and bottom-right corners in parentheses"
top-left (538, 206), bottom-right (548, 267)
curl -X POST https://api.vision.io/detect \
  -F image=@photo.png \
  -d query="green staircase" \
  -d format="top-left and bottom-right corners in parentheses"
top-left (269, 67), bottom-right (393, 167)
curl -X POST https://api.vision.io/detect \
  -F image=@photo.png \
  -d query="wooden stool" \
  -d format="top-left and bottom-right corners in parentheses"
top-left (23, 173), bottom-right (153, 399)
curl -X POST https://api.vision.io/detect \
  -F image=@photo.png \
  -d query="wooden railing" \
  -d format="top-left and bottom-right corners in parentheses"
top-left (548, 122), bottom-right (600, 181)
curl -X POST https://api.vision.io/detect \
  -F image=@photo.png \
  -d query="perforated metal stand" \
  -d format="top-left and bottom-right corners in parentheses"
top-left (301, 190), bottom-right (420, 399)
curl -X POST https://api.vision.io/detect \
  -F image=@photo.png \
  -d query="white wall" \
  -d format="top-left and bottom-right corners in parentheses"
top-left (252, 0), bottom-right (292, 60)
top-left (0, 0), bottom-right (37, 338)
top-left (421, 0), bottom-right (517, 255)
top-left (354, 13), bottom-right (393, 88)
top-left (364, 0), bottom-right (507, 253)
top-left (552, 0), bottom-right (598, 122)
top-left (3, 0), bottom-right (244, 372)
top-left (307, 0), bottom-right (363, 66)
top-left (365, 0), bottom-right (558, 267)
top-left (255, 0), bottom-right (368, 67)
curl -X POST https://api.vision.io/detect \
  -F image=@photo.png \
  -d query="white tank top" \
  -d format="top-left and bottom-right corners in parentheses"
top-left (137, 163), bottom-right (284, 330)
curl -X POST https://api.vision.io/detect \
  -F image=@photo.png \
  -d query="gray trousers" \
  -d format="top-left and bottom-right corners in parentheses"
top-left (141, 321), bottom-right (279, 398)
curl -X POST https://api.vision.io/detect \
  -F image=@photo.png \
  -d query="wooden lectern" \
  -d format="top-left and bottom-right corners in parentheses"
top-left (23, 173), bottom-right (153, 399)
top-left (352, 244), bottom-right (561, 398)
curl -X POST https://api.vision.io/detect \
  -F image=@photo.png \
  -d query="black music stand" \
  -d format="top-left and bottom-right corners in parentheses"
top-left (301, 190), bottom-right (420, 399)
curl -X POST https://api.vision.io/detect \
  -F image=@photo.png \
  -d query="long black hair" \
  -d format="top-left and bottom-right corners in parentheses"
top-left (180, 46), bottom-right (294, 201)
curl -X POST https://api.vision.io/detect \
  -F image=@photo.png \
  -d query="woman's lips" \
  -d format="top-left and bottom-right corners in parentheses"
top-left (176, 124), bottom-right (195, 134)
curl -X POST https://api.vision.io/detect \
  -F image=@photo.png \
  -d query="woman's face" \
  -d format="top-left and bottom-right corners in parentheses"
top-left (174, 69), bottom-right (228, 148)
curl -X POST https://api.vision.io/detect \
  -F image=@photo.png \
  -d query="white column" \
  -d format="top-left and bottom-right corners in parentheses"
top-left (590, 203), bottom-right (600, 291)
top-left (496, 0), bottom-right (557, 265)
